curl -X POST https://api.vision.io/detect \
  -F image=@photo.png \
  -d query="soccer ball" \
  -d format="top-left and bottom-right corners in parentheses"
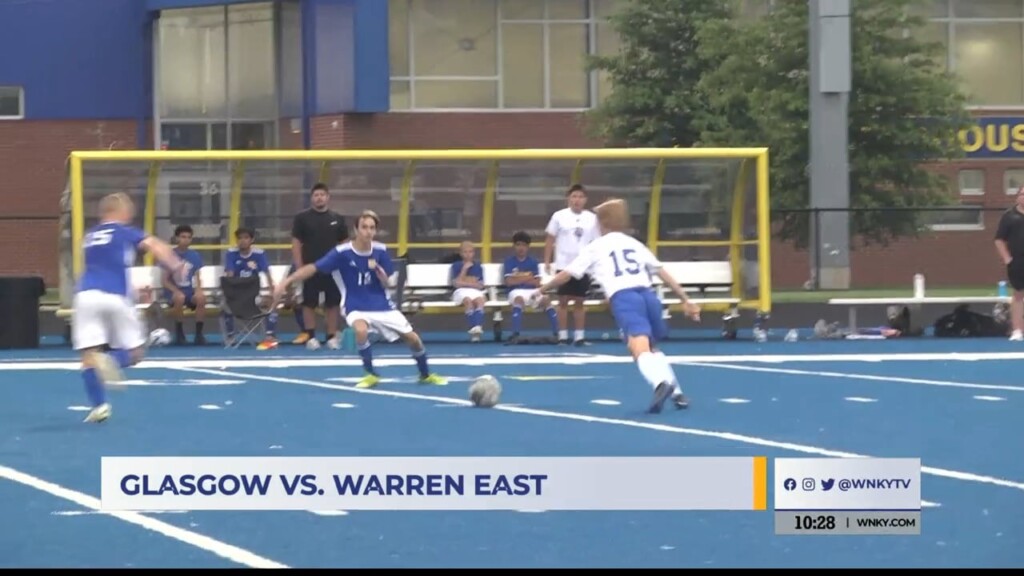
top-left (469, 375), bottom-right (502, 408)
top-left (148, 328), bottom-right (171, 347)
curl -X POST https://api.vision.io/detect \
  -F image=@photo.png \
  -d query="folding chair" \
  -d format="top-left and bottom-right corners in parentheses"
top-left (219, 275), bottom-right (272, 349)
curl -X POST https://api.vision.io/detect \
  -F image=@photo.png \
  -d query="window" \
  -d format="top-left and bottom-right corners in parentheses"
top-left (1005, 168), bottom-right (1024, 193)
top-left (0, 86), bottom-right (23, 119)
top-left (389, 0), bottom-right (625, 110)
top-left (155, 2), bottom-right (279, 147)
top-left (958, 168), bottom-right (985, 195)
top-left (915, 1), bottom-right (1024, 106)
top-left (921, 207), bottom-right (985, 231)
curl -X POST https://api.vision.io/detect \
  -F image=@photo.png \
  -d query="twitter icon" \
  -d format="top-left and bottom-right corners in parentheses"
top-left (821, 478), bottom-right (835, 491)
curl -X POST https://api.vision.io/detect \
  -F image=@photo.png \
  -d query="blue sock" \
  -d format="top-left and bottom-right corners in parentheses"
top-left (82, 368), bottom-right (105, 407)
top-left (109, 349), bottom-right (132, 368)
top-left (222, 313), bottom-right (235, 334)
top-left (545, 307), bottom-right (559, 333)
top-left (465, 310), bottom-right (476, 329)
top-left (511, 306), bottom-right (523, 333)
top-left (413, 349), bottom-right (430, 378)
top-left (472, 309), bottom-right (484, 328)
top-left (293, 307), bottom-right (306, 331)
top-left (266, 312), bottom-right (278, 335)
top-left (358, 342), bottom-right (376, 375)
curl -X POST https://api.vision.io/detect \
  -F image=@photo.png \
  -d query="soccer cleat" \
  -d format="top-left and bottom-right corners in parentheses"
top-left (648, 382), bottom-right (674, 414)
top-left (292, 332), bottom-right (312, 345)
top-left (468, 326), bottom-right (482, 343)
top-left (92, 351), bottom-right (124, 385)
top-left (672, 391), bottom-right (689, 410)
top-left (1011, 330), bottom-right (1023, 341)
top-left (257, 336), bottom-right (279, 351)
top-left (326, 335), bottom-right (342, 350)
top-left (305, 337), bottom-right (321, 350)
top-left (83, 403), bottom-right (112, 423)
top-left (419, 373), bottom-right (448, 386)
top-left (355, 373), bottom-right (381, 389)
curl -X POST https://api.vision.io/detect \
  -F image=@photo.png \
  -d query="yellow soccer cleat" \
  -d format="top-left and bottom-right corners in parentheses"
top-left (257, 336), bottom-right (279, 351)
top-left (355, 373), bottom-right (381, 389)
top-left (292, 332), bottom-right (312, 345)
top-left (418, 373), bottom-right (448, 386)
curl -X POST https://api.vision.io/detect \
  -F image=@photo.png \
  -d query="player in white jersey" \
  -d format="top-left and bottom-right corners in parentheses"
top-left (535, 198), bottom-right (701, 413)
top-left (73, 193), bottom-right (188, 423)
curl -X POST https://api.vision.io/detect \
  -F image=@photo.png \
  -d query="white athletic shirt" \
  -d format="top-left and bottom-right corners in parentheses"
top-left (545, 207), bottom-right (599, 270)
top-left (563, 232), bottom-right (663, 300)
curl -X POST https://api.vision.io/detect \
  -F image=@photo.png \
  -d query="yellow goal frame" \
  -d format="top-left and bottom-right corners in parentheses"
top-left (67, 147), bottom-right (771, 313)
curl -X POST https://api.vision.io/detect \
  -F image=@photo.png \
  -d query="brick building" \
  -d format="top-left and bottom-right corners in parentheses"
top-left (0, 0), bottom-right (1021, 289)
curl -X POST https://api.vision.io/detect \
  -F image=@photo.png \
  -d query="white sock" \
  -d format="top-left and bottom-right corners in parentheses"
top-left (559, 330), bottom-right (569, 340)
top-left (637, 352), bottom-right (674, 390)
top-left (652, 351), bottom-right (679, 387)
top-left (574, 330), bottom-right (585, 341)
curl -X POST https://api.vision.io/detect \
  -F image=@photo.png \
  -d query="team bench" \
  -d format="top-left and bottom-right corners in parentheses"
top-left (395, 260), bottom-right (741, 317)
top-left (827, 296), bottom-right (1010, 331)
top-left (53, 260), bottom-right (741, 336)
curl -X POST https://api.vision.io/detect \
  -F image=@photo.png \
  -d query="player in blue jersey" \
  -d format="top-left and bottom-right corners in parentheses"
top-left (223, 227), bottom-right (279, 350)
top-left (162, 225), bottom-right (207, 345)
top-left (503, 231), bottom-right (559, 342)
top-left (73, 192), bottom-right (189, 423)
top-left (451, 241), bottom-right (486, 342)
top-left (273, 210), bottom-right (447, 389)
top-left (535, 199), bottom-right (701, 414)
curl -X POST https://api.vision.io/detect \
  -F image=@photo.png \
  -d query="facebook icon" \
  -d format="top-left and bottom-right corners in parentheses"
top-left (783, 478), bottom-right (797, 491)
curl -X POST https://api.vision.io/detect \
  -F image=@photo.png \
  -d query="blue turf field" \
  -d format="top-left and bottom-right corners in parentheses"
top-left (1, 334), bottom-right (1022, 568)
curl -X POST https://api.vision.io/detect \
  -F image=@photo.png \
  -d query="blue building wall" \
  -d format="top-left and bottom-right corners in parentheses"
top-left (0, 0), bottom-right (388, 126)
top-left (0, 0), bottom-right (150, 120)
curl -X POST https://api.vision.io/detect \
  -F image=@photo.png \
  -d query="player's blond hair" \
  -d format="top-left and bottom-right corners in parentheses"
top-left (594, 198), bottom-right (629, 233)
top-left (98, 192), bottom-right (135, 219)
top-left (357, 209), bottom-right (380, 228)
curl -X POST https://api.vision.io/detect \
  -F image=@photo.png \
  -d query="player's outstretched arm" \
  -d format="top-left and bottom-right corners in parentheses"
top-left (655, 267), bottom-right (701, 321)
top-left (140, 236), bottom-right (187, 282)
top-left (537, 270), bottom-right (572, 293)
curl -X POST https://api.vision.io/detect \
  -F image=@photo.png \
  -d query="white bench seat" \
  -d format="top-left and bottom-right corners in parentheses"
top-left (828, 295), bottom-right (1009, 331)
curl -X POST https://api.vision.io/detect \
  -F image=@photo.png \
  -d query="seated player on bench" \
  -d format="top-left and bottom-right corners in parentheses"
top-left (451, 240), bottom-right (486, 342)
top-left (222, 227), bottom-right (279, 350)
top-left (163, 224), bottom-right (207, 345)
top-left (503, 231), bottom-right (559, 343)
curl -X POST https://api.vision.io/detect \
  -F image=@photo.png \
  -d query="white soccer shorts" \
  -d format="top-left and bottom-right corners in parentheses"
top-left (452, 287), bottom-right (485, 304)
top-left (508, 288), bottom-right (545, 310)
top-left (71, 289), bottom-right (147, 351)
top-left (345, 310), bottom-right (414, 342)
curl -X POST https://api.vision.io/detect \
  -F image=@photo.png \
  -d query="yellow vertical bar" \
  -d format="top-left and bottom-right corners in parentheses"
top-left (756, 150), bottom-right (772, 313)
top-left (752, 456), bottom-right (768, 511)
top-left (70, 154), bottom-right (85, 279)
top-left (397, 160), bottom-right (416, 256)
top-left (318, 161), bottom-right (331, 185)
top-left (229, 160), bottom-right (245, 241)
top-left (481, 160), bottom-right (499, 263)
top-left (646, 159), bottom-right (666, 255)
top-left (143, 161), bottom-right (161, 265)
top-left (571, 159), bottom-right (584, 184)
top-left (729, 160), bottom-right (750, 301)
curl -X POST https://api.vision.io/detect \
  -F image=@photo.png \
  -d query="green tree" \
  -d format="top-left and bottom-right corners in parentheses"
top-left (584, 0), bottom-right (733, 147)
top-left (697, 0), bottom-right (972, 246)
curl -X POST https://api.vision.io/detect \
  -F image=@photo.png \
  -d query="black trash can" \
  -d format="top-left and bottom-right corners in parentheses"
top-left (0, 276), bottom-right (46, 349)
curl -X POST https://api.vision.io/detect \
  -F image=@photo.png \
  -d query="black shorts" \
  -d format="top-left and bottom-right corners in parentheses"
top-left (1008, 258), bottom-right (1024, 291)
top-left (301, 272), bottom-right (341, 309)
top-left (557, 273), bottom-right (592, 298)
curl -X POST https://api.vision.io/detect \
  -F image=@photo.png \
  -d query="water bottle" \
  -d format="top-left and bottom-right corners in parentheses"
top-left (913, 274), bottom-right (925, 298)
top-left (341, 328), bottom-right (356, 352)
top-left (998, 280), bottom-right (1009, 298)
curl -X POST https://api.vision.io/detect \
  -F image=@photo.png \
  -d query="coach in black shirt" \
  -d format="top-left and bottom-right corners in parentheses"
top-left (994, 186), bottom-right (1024, 341)
top-left (291, 182), bottom-right (348, 348)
